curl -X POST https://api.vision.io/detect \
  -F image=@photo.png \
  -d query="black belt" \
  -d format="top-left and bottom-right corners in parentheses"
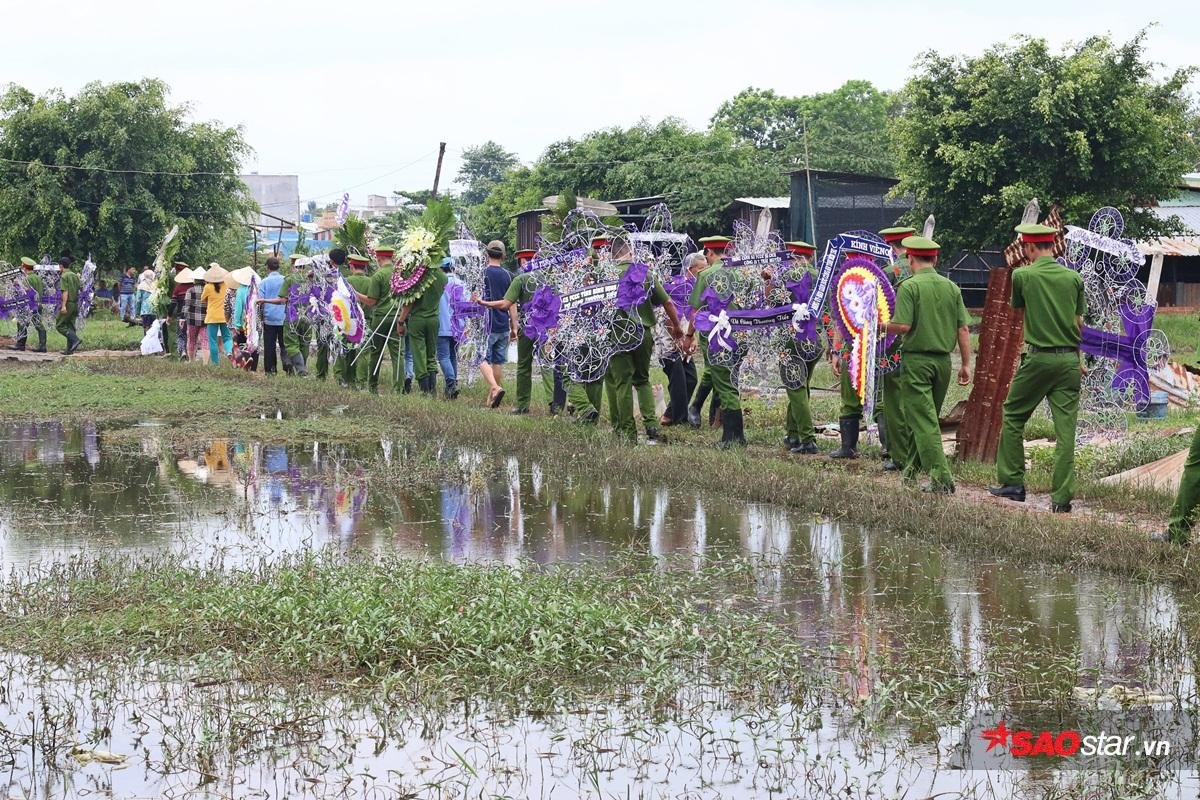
top-left (1028, 346), bottom-right (1078, 354)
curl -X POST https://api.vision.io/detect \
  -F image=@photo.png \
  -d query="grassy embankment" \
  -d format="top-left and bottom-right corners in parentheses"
top-left (1, 355), bottom-right (1198, 587)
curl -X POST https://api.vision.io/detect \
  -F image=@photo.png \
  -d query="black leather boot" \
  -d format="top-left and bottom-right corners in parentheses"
top-left (829, 416), bottom-right (860, 459)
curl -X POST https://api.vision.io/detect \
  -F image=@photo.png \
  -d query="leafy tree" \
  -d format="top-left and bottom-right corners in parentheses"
top-left (712, 81), bottom-right (900, 176)
top-left (535, 119), bottom-right (785, 235)
top-left (894, 33), bottom-right (1198, 252)
top-left (0, 79), bottom-right (254, 267)
top-left (455, 141), bottom-right (520, 205)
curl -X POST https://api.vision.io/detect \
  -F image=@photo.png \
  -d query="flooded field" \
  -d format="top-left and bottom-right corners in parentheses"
top-left (1, 421), bottom-right (1198, 799)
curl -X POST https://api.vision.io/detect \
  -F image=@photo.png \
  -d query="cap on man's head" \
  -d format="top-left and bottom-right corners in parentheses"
top-left (19, 257), bottom-right (36, 267)
top-left (785, 241), bottom-right (815, 257)
top-left (289, 252), bottom-right (306, 261)
top-left (347, 253), bottom-right (370, 267)
top-left (590, 236), bottom-right (610, 250)
top-left (880, 226), bottom-right (917, 244)
top-left (1015, 223), bottom-right (1059, 244)
top-left (173, 261), bottom-right (189, 270)
top-left (485, 240), bottom-right (506, 258)
top-left (374, 247), bottom-right (395, 259)
top-left (900, 235), bottom-right (940, 258)
top-left (698, 235), bottom-right (732, 251)
top-left (515, 249), bottom-right (537, 262)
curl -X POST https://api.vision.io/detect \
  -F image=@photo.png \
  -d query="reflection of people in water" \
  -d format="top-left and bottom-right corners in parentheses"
top-left (263, 445), bottom-right (288, 506)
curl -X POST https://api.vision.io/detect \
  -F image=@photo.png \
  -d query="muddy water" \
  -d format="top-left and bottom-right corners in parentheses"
top-left (0, 421), bottom-right (1197, 799)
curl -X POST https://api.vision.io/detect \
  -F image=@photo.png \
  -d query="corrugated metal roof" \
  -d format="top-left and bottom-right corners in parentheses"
top-left (1149, 205), bottom-right (1200, 235)
top-left (732, 197), bottom-right (791, 209)
top-left (1138, 237), bottom-right (1200, 257)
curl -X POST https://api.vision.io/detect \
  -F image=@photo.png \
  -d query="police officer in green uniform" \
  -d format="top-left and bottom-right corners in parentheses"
top-left (312, 249), bottom-right (350, 381)
top-left (883, 235), bottom-right (971, 493)
top-left (1160, 431), bottom-right (1200, 544)
top-left (604, 237), bottom-right (684, 443)
top-left (989, 223), bottom-right (1085, 512)
top-left (828, 226), bottom-right (915, 459)
top-left (397, 261), bottom-right (448, 396)
top-left (687, 236), bottom-right (732, 428)
top-left (360, 252), bottom-right (402, 393)
top-left (777, 242), bottom-right (821, 454)
top-left (878, 226), bottom-right (916, 471)
top-left (340, 253), bottom-right (373, 389)
top-left (55, 256), bottom-right (82, 355)
top-left (12, 257), bottom-right (47, 352)
top-left (689, 236), bottom-right (745, 447)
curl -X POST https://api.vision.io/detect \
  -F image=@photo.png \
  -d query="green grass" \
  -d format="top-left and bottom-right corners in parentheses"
top-left (0, 310), bottom-right (144, 352)
top-left (0, 551), bottom-right (813, 708)
top-left (1152, 309), bottom-right (1200, 366)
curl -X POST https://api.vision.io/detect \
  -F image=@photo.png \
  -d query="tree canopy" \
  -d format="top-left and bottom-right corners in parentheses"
top-left (455, 141), bottom-right (520, 205)
top-left (711, 80), bottom-right (900, 177)
top-left (0, 79), bottom-right (254, 267)
top-left (894, 33), bottom-right (1199, 252)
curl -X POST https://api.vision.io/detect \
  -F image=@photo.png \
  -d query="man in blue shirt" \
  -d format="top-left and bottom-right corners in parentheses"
top-left (479, 240), bottom-right (516, 408)
top-left (437, 257), bottom-right (464, 399)
top-left (257, 256), bottom-right (287, 374)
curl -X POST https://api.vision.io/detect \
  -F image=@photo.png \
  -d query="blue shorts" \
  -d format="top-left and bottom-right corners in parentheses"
top-left (486, 331), bottom-right (509, 365)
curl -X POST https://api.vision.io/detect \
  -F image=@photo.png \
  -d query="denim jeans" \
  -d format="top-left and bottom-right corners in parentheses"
top-left (118, 293), bottom-right (135, 320)
top-left (437, 336), bottom-right (458, 383)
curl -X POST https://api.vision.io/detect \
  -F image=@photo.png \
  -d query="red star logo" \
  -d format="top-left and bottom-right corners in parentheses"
top-left (982, 721), bottom-right (1010, 752)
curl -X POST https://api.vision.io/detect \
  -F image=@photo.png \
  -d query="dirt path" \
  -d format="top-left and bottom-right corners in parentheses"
top-left (0, 347), bottom-right (140, 364)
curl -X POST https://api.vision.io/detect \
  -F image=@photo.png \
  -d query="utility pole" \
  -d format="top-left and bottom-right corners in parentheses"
top-left (431, 142), bottom-right (447, 198)
top-left (801, 117), bottom-right (816, 245)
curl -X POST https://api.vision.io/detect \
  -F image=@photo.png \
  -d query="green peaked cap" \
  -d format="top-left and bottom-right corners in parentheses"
top-left (697, 235), bottom-right (732, 244)
top-left (900, 235), bottom-right (940, 252)
top-left (20, 256), bottom-right (37, 267)
top-left (879, 226), bottom-right (917, 235)
top-left (1014, 223), bottom-right (1059, 235)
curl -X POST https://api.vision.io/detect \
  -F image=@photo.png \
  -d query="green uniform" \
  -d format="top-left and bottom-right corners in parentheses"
top-left (56, 269), bottom-right (81, 347)
top-left (15, 273), bottom-right (46, 350)
top-left (340, 272), bottom-right (373, 389)
top-left (406, 268), bottom-right (448, 384)
top-left (1167, 429), bottom-right (1200, 543)
top-left (566, 378), bottom-right (597, 418)
top-left (689, 260), bottom-right (740, 413)
top-left (891, 269), bottom-right (969, 489)
top-left (364, 268), bottom-right (402, 393)
top-left (785, 352), bottom-right (819, 446)
top-left (995, 255), bottom-right (1086, 504)
top-left (505, 273), bottom-right (556, 411)
top-left (606, 262), bottom-right (671, 441)
top-left (278, 273), bottom-right (309, 372)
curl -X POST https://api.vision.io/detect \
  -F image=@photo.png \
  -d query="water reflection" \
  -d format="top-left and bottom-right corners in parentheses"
top-left (0, 420), bottom-right (1198, 797)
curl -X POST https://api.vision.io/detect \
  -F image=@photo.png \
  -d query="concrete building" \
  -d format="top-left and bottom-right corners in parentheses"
top-left (240, 173), bottom-right (300, 226)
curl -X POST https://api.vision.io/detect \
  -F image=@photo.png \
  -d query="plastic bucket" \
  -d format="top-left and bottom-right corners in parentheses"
top-left (1138, 390), bottom-right (1169, 419)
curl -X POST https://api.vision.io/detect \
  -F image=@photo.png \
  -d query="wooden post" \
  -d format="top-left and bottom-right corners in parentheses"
top-left (431, 142), bottom-right (447, 198)
top-left (1146, 252), bottom-right (1164, 306)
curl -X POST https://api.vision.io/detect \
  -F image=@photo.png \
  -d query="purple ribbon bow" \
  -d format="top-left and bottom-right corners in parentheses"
top-left (693, 287), bottom-right (737, 354)
top-left (615, 263), bottom-right (651, 312)
top-left (784, 274), bottom-right (819, 343)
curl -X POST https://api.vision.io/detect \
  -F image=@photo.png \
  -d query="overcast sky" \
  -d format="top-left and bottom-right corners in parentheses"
top-left (6, 0), bottom-right (1198, 208)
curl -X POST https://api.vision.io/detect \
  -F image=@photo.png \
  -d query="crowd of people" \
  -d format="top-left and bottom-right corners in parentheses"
top-left (18, 222), bottom-right (1200, 547)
